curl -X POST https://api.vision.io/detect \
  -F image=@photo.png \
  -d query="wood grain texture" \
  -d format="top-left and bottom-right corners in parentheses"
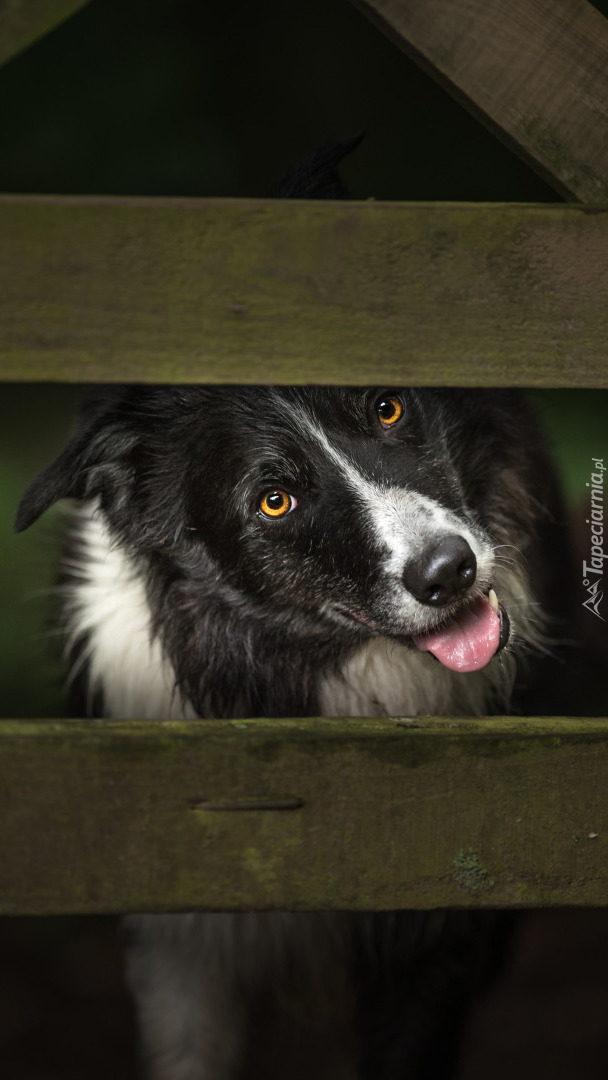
top-left (351, 0), bottom-right (608, 201)
top-left (0, 0), bottom-right (89, 69)
top-left (1, 196), bottom-right (608, 387)
top-left (1, 716), bottom-right (608, 914)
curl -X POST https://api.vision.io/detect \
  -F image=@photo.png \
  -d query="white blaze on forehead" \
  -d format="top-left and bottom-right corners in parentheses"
top-left (291, 408), bottom-right (494, 581)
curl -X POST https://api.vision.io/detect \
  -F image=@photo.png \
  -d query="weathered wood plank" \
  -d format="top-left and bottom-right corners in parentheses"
top-left (1, 196), bottom-right (608, 386)
top-left (1, 716), bottom-right (607, 914)
top-left (351, 0), bottom-right (608, 202)
top-left (0, 0), bottom-right (90, 69)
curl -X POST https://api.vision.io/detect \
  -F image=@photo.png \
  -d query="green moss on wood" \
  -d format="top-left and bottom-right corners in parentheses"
top-left (1, 198), bottom-right (608, 387)
top-left (453, 849), bottom-right (494, 896)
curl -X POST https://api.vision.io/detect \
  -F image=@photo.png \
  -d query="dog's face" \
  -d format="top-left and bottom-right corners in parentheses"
top-left (185, 387), bottom-right (503, 657)
top-left (17, 385), bottom-right (530, 674)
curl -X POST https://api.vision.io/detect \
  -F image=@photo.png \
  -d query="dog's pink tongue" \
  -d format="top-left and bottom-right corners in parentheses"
top-left (413, 594), bottom-right (500, 673)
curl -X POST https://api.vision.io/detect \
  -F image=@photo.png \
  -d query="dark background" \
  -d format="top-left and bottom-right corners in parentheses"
top-left (1, 0), bottom-right (608, 1076)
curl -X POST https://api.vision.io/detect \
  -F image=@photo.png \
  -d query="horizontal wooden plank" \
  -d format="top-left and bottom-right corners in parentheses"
top-left (352, 0), bottom-right (608, 202)
top-left (0, 0), bottom-right (90, 69)
top-left (1, 197), bottom-right (608, 386)
top-left (1, 716), bottom-right (608, 914)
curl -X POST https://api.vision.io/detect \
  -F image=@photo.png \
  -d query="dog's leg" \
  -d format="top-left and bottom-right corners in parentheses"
top-left (125, 912), bottom-right (361, 1080)
top-left (125, 915), bottom-right (247, 1080)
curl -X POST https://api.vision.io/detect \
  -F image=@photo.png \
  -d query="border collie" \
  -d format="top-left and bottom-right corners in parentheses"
top-left (16, 139), bottom-right (571, 1079)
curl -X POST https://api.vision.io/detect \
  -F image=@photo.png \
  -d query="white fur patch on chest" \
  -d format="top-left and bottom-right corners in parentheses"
top-left (319, 637), bottom-right (511, 718)
top-left (65, 504), bottom-right (195, 720)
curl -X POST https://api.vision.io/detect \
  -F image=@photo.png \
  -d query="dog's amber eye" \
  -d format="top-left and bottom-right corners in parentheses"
top-left (376, 395), bottom-right (404, 427)
top-left (259, 490), bottom-right (296, 518)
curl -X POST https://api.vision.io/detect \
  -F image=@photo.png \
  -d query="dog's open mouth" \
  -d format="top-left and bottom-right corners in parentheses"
top-left (412, 588), bottom-right (510, 673)
top-left (335, 588), bottom-right (510, 673)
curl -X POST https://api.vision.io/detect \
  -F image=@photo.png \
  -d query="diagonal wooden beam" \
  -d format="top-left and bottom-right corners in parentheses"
top-left (351, 0), bottom-right (608, 202)
top-left (0, 0), bottom-right (90, 70)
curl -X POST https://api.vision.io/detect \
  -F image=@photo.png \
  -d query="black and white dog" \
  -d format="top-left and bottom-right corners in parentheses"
top-left (16, 141), bottom-right (571, 1079)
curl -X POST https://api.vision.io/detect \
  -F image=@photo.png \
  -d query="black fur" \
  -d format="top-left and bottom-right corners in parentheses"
top-left (269, 131), bottom-right (365, 198)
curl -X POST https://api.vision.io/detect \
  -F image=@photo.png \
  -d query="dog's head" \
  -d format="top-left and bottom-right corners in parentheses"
top-left (16, 384), bottom-right (548, 674)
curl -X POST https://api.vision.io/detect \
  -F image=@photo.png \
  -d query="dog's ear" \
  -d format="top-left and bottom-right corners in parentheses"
top-left (15, 432), bottom-right (91, 532)
top-left (270, 131), bottom-right (364, 199)
top-left (14, 414), bottom-right (137, 533)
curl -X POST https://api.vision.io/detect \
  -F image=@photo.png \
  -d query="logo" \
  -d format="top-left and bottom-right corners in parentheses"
top-left (582, 578), bottom-right (604, 620)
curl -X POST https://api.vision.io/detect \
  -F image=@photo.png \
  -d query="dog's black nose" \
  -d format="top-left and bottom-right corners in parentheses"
top-left (403, 535), bottom-right (476, 606)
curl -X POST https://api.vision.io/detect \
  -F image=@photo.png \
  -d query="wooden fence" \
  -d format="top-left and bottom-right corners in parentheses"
top-left (0, 0), bottom-right (607, 915)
